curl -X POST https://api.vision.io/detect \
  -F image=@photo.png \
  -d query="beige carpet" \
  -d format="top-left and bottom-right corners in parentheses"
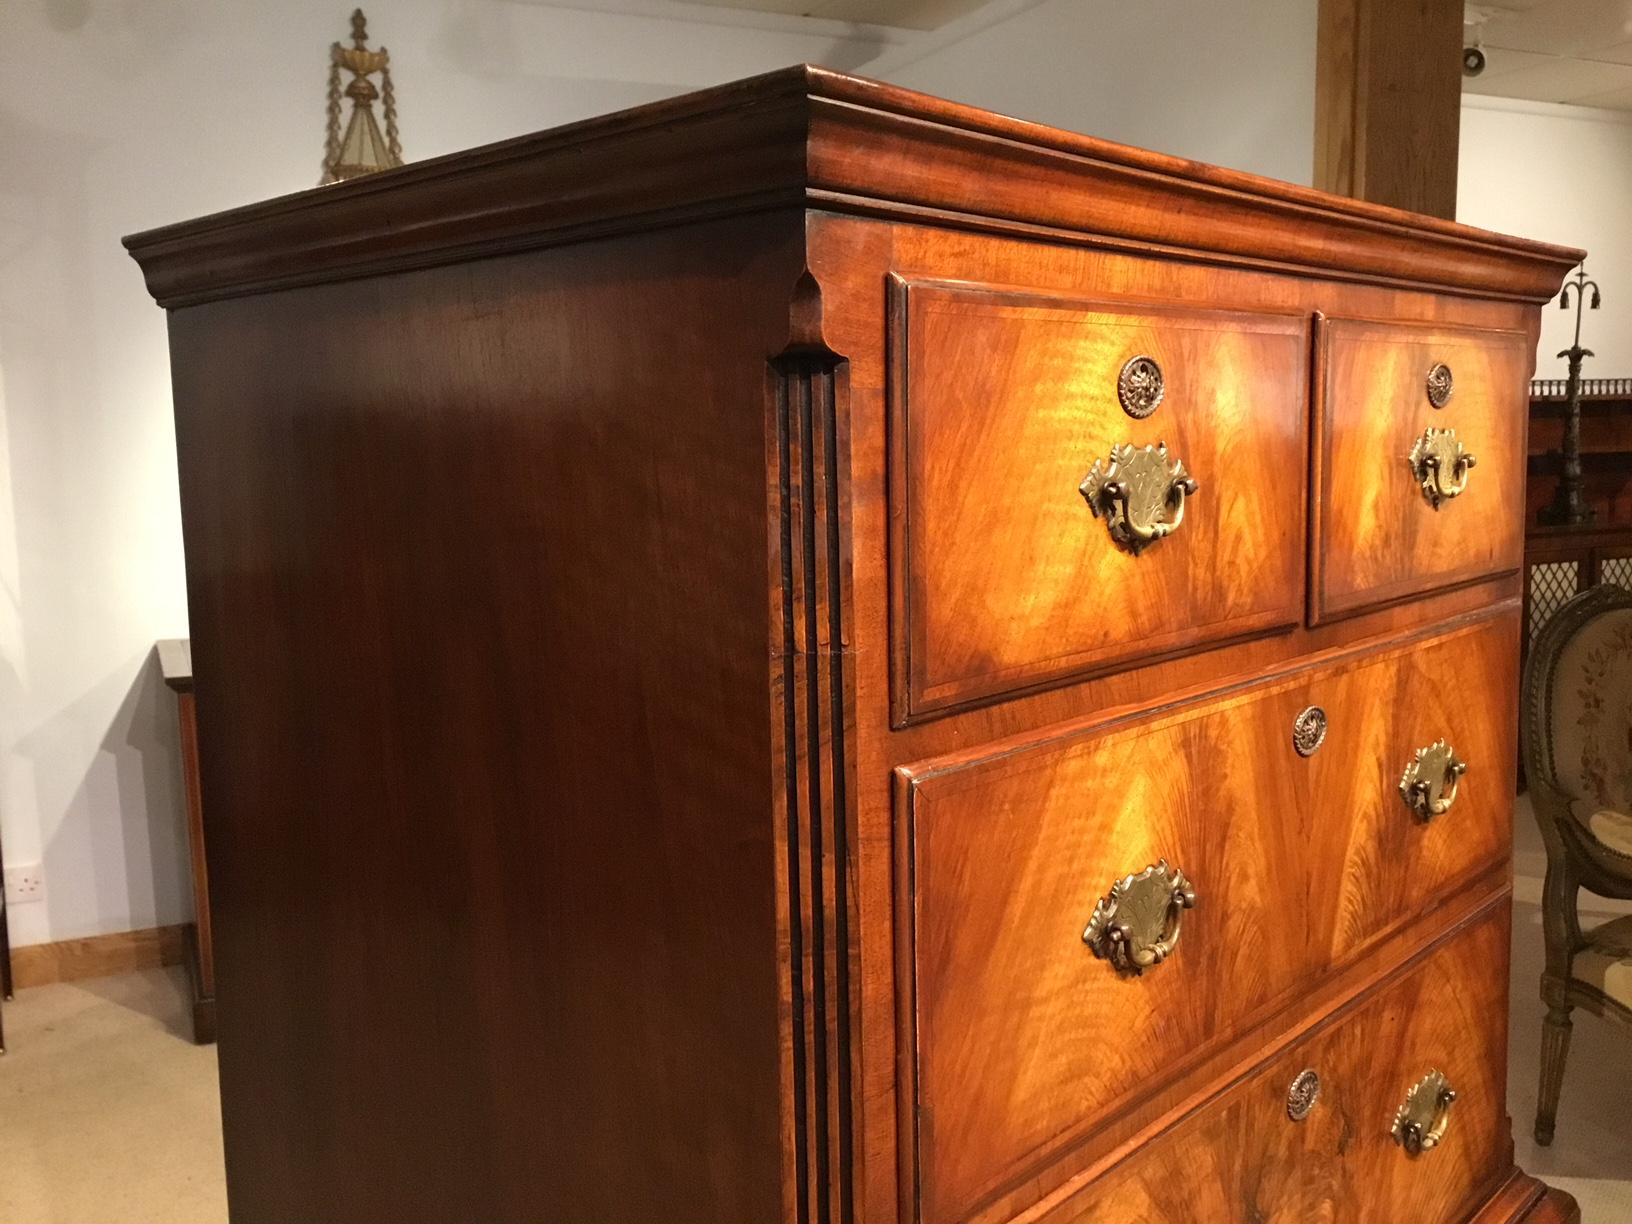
top-left (0, 800), bottom-right (1627, 1222)
top-left (1509, 795), bottom-right (1632, 1221)
top-left (0, 966), bottom-right (226, 1224)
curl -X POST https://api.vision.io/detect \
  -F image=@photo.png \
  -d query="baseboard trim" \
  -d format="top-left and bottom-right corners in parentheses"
top-left (10, 924), bottom-right (189, 989)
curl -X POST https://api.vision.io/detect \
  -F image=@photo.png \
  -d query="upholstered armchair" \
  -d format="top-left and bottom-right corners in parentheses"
top-left (1520, 583), bottom-right (1632, 1145)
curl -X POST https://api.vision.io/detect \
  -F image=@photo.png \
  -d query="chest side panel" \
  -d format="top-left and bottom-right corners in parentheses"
top-left (168, 214), bottom-right (801, 1224)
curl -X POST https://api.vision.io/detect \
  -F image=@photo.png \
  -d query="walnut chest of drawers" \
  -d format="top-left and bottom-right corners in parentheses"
top-left (127, 67), bottom-right (1582, 1224)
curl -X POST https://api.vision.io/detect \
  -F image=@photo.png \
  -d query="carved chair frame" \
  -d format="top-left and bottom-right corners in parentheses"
top-left (1519, 582), bottom-right (1632, 1142)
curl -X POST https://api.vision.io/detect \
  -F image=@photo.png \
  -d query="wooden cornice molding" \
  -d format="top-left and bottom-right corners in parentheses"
top-left (125, 64), bottom-right (1582, 309)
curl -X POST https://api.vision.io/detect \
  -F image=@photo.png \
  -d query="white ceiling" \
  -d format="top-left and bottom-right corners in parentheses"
top-left (533, 0), bottom-right (1632, 107)
top-left (1465, 0), bottom-right (1632, 109)
top-left (666, 0), bottom-right (989, 28)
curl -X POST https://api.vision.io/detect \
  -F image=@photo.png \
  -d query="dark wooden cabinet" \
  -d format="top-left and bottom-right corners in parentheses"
top-left (127, 67), bottom-right (1580, 1224)
top-left (0, 817), bottom-right (11, 1052)
top-left (158, 638), bottom-right (216, 1044)
top-left (1523, 384), bottom-right (1632, 654)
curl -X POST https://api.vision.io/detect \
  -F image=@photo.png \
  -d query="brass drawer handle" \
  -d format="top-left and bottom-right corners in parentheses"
top-left (1408, 427), bottom-right (1476, 509)
top-left (1079, 442), bottom-right (1198, 556)
top-left (1399, 739), bottom-right (1467, 822)
top-left (1082, 858), bottom-right (1196, 976)
top-left (1392, 1069), bottom-right (1456, 1155)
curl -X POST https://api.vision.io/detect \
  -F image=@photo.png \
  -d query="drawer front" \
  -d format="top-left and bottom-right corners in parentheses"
top-left (895, 613), bottom-right (1516, 1224)
top-left (1043, 901), bottom-right (1513, 1223)
top-left (1314, 318), bottom-right (1530, 622)
top-left (889, 277), bottom-right (1307, 722)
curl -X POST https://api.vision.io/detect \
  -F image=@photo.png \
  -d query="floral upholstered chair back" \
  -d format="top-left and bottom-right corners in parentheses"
top-left (1532, 585), bottom-right (1632, 861)
top-left (1521, 582), bottom-right (1632, 1148)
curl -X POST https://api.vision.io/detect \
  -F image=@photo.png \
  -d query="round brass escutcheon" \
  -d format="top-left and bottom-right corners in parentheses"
top-left (1118, 355), bottom-right (1165, 419)
top-left (1287, 1069), bottom-right (1322, 1121)
top-left (1426, 362), bottom-right (1454, 409)
top-left (1293, 706), bottom-right (1328, 757)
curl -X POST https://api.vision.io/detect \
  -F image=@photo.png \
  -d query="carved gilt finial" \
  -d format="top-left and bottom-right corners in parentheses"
top-left (321, 9), bottom-right (404, 186)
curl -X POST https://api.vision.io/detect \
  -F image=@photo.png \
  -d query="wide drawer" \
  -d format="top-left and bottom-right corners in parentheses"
top-left (1313, 318), bottom-right (1530, 622)
top-left (1042, 900), bottom-right (1513, 1223)
top-left (894, 612), bottom-right (1516, 1224)
top-left (888, 277), bottom-right (1308, 722)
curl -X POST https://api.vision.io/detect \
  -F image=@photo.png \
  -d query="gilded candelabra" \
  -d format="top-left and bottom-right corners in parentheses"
top-left (1539, 263), bottom-right (1601, 526)
top-left (321, 9), bottom-right (403, 185)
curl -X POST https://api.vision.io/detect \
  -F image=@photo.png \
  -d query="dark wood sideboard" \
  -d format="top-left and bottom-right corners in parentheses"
top-left (126, 67), bottom-right (1580, 1223)
top-left (0, 818), bottom-right (11, 1052)
top-left (157, 638), bottom-right (216, 1044)
top-left (1524, 383), bottom-right (1632, 658)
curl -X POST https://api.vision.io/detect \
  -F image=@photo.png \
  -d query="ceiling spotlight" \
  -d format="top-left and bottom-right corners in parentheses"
top-left (1463, 45), bottom-right (1487, 76)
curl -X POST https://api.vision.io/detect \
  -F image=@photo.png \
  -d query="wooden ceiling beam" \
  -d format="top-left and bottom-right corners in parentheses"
top-left (1316, 0), bottom-right (1465, 220)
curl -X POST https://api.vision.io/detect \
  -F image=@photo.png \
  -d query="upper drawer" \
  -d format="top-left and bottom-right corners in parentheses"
top-left (888, 276), bottom-right (1308, 723)
top-left (894, 612), bottom-right (1516, 1224)
top-left (1312, 318), bottom-right (1530, 622)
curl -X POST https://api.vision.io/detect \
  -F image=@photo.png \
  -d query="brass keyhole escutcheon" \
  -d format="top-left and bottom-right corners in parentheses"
top-left (1287, 1069), bottom-right (1322, 1122)
top-left (1118, 355), bottom-right (1165, 419)
top-left (1083, 859), bottom-right (1196, 976)
top-left (1392, 1069), bottom-right (1456, 1155)
top-left (1400, 740), bottom-right (1468, 822)
top-left (1426, 363), bottom-right (1454, 409)
top-left (1293, 706), bottom-right (1328, 757)
top-left (1080, 442), bottom-right (1198, 556)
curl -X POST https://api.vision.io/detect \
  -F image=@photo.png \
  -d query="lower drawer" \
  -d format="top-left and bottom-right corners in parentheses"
top-left (1042, 899), bottom-right (1513, 1223)
top-left (895, 612), bottom-right (1517, 1223)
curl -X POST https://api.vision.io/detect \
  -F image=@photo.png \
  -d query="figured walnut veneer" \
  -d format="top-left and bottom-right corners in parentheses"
top-left (127, 66), bottom-right (1579, 1224)
top-left (1314, 318), bottom-right (1532, 623)
top-left (897, 614), bottom-right (1516, 1222)
top-left (888, 278), bottom-right (1308, 720)
top-left (1043, 903), bottom-right (1515, 1223)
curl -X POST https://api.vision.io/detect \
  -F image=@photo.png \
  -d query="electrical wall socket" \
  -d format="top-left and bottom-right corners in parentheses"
top-left (4, 862), bottom-right (45, 905)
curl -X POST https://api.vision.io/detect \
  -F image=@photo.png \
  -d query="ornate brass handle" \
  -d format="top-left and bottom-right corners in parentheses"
top-left (1079, 442), bottom-right (1198, 556)
top-left (1409, 427), bottom-right (1477, 509)
top-left (1392, 1069), bottom-right (1456, 1155)
top-left (1399, 739), bottom-right (1467, 822)
top-left (1082, 859), bottom-right (1196, 976)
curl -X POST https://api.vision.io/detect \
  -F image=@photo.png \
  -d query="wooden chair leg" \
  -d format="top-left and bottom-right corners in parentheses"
top-left (1535, 1003), bottom-right (1573, 1145)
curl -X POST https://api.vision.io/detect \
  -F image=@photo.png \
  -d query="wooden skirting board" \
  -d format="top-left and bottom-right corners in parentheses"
top-left (10, 924), bottom-right (189, 990)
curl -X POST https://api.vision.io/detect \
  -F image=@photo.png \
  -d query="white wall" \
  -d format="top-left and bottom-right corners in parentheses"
top-left (0, 0), bottom-right (888, 950)
top-left (1459, 96), bottom-right (1632, 375)
top-left (0, 0), bottom-right (1317, 949)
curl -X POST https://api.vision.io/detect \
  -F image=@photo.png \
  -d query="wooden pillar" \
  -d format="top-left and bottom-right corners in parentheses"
top-left (1315, 0), bottom-right (1464, 220)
